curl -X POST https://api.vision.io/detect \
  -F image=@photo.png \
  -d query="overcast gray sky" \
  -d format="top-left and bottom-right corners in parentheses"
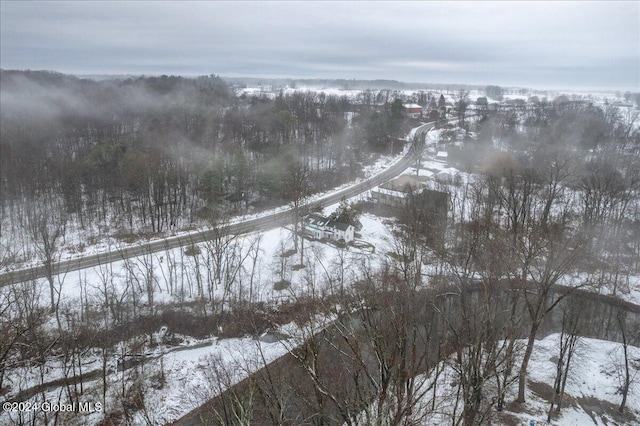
top-left (1, 1), bottom-right (638, 91)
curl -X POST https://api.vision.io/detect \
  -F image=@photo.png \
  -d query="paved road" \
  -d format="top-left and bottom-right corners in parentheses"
top-left (0, 122), bottom-right (436, 287)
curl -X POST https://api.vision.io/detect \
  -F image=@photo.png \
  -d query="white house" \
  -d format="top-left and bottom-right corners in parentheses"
top-left (304, 214), bottom-right (355, 243)
top-left (326, 220), bottom-right (355, 243)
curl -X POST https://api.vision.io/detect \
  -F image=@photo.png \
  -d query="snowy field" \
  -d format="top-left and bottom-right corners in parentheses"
top-left (4, 149), bottom-right (638, 424)
top-left (236, 85), bottom-right (627, 107)
top-left (0, 209), bottom-right (398, 424)
top-left (31, 208), bottom-right (395, 311)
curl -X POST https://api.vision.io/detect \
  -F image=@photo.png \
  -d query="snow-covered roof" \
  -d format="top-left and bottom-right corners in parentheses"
top-left (374, 187), bottom-right (410, 198)
top-left (379, 174), bottom-right (424, 192)
top-left (304, 214), bottom-right (352, 232)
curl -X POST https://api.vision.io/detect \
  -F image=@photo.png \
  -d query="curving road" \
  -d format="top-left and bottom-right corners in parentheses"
top-left (0, 122), bottom-right (436, 287)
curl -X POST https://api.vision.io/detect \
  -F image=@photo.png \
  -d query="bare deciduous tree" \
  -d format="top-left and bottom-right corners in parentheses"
top-left (615, 304), bottom-right (640, 414)
top-left (284, 152), bottom-right (310, 265)
top-left (547, 296), bottom-right (584, 422)
top-left (27, 207), bottom-right (67, 313)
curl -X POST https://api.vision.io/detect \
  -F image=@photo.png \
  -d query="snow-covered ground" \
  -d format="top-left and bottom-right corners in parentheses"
top-left (29, 208), bottom-right (393, 312)
top-left (0, 209), bottom-right (399, 423)
top-left (128, 330), bottom-right (297, 425)
top-left (518, 334), bottom-right (640, 425)
top-left (235, 85), bottom-right (631, 114)
top-left (1, 330), bottom-right (295, 425)
top-left (6, 120), bottom-right (639, 334)
top-left (4, 84), bottom-right (634, 274)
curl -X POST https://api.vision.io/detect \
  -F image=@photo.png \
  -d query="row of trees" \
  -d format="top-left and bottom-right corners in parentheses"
top-left (0, 71), bottom-right (416, 268)
top-left (3, 245), bottom-right (638, 426)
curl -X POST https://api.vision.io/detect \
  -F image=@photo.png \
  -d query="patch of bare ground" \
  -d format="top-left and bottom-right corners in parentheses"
top-left (577, 396), bottom-right (638, 426)
top-left (492, 411), bottom-right (523, 426)
top-left (113, 230), bottom-right (165, 243)
top-left (269, 295), bottom-right (339, 327)
top-left (528, 380), bottom-right (557, 404)
top-left (501, 380), bottom-right (638, 426)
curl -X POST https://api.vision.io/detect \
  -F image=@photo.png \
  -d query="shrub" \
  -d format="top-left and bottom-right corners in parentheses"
top-left (273, 280), bottom-right (291, 291)
top-left (184, 245), bottom-right (201, 256)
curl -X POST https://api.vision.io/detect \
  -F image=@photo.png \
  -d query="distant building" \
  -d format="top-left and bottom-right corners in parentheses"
top-left (372, 175), bottom-right (424, 207)
top-left (403, 103), bottom-right (423, 118)
top-left (372, 175), bottom-right (449, 210)
top-left (373, 175), bottom-right (449, 247)
top-left (304, 214), bottom-right (355, 243)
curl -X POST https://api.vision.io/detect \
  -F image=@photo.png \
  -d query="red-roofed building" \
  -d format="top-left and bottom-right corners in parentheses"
top-left (403, 103), bottom-right (423, 118)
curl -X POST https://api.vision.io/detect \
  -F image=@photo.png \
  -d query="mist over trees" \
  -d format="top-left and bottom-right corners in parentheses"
top-left (485, 85), bottom-right (504, 101)
top-left (0, 70), bottom-right (415, 258)
top-left (1, 70), bottom-right (640, 424)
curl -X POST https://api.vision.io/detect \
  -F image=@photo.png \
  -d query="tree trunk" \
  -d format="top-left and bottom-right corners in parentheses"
top-left (47, 274), bottom-right (56, 314)
top-left (618, 317), bottom-right (630, 413)
top-left (517, 322), bottom-right (539, 403)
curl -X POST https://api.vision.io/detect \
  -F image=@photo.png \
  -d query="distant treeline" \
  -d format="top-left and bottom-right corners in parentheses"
top-left (223, 76), bottom-right (486, 92)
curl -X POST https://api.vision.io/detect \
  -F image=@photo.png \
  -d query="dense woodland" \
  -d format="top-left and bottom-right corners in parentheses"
top-left (0, 70), bottom-right (413, 250)
top-left (1, 71), bottom-right (640, 425)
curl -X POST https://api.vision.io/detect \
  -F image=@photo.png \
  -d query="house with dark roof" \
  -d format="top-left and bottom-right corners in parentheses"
top-left (326, 219), bottom-right (355, 242)
top-left (304, 214), bottom-right (355, 243)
